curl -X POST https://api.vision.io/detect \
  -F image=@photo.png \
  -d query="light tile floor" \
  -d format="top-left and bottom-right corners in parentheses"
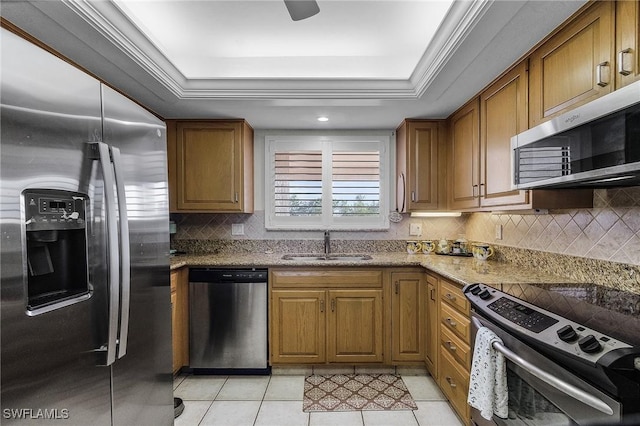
top-left (174, 374), bottom-right (464, 426)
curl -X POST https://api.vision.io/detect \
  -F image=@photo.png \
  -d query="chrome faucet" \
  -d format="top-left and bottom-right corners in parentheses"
top-left (324, 231), bottom-right (331, 254)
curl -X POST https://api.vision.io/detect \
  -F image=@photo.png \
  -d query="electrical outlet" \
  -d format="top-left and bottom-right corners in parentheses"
top-left (409, 223), bottom-right (422, 236)
top-left (495, 224), bottom-right (503, 240)
top-left (231, 223), bottom-right (245, 236)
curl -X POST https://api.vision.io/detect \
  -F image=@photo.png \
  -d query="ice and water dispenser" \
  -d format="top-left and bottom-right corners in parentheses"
top-left (23, 189), bottom-right (90, 314)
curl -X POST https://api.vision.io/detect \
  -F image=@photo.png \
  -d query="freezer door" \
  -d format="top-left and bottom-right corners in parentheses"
top-left (0, 29), bottom-right (112, 425)
top-left (101, 85), bottom-right (173, 425)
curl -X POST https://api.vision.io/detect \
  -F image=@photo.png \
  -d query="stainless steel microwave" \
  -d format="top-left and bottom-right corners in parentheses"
top-left (511, 80), bottom-right (640, 189)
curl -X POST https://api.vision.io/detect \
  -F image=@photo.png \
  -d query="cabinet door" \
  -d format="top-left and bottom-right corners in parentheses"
top-left (173, 121), bottom-right (253, 212)
top-left (529, 1), bottom-right (615, 126)
top-left (449, 99), bottom-right (480, 210)
top-left (171, 268), bottom-right (189, 374)
top-left (425, 274), bottom-right (439, 378)
top-left (391, 272), bottom-right (425, 362)
top-left (327, 289), bottom-right (383, 363)
top-left (396, 120), bottom-right (441, 211)
top-left (480, 61), bottom-right (529, 207)
top-left (170, 289), bottom-right (179, 374)
top-left (616, 0), bottom-right (640, 88)
top-left (271, 290), bottom-right (326, 364)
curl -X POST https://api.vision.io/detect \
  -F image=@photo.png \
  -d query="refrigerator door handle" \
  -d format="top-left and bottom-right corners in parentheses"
top-left (111, 146), bottom-right (131, 359)
top-left (94, 142), bottom-right (120, 366)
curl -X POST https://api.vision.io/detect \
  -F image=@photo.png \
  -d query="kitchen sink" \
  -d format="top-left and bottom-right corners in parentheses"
top-left (281, 254), bottom-right (372, 261)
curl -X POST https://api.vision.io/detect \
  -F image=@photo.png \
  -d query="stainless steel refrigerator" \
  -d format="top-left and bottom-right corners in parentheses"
top-left (1, 27), bottom-right (174, 425)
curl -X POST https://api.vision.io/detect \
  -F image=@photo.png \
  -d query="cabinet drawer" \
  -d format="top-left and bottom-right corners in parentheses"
top-left (441, 324), bottom-right (471, 371)
top-left (441, 302), bottom-right (471, 344)
top-left (271, 269), bottom-right (383, 288)
top-left (440, 279), bottom-right (469, 315)
top-left (439, 348), bottom-right (470, 422)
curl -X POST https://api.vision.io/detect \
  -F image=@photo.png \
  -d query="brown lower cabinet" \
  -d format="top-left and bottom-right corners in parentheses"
top-left (270, 269), bottom-right (384, 364)
top-left (437, 275), bottom-right (472, 425)
top-left (390, 270), bottom-right (426, 362)
top-left (268, 267), bottom-right (470, 424)
top-left (170, 267), bottom-right (189, 374)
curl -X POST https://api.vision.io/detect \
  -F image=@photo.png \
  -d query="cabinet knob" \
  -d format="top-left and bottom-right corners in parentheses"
top-left (445, 341), bottom-right (457, 352)
top-left (445, 376), bottom-right (457, 388)
top-left (445, 317), bottom-right (457, 327)
top-left (445, 293), bottom-right (456, 302)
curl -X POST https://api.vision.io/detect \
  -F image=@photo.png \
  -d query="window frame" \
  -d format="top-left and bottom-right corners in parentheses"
top-left (265, 135), bottom-right (390, 231)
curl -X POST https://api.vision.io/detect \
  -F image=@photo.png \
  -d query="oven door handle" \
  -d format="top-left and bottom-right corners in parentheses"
top-left (471, 316), bottom-right (614, 416)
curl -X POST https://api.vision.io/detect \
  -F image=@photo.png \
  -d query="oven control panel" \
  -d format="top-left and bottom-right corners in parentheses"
top-left (488, 297), bottom-right (559, 333)
top-left (464, 283), bottom-right (632, 364)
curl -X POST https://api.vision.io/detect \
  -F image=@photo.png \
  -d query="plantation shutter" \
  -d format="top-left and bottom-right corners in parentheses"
top-left (265, 135), bottom-right (389, 230)
top-left (274, 151), bottom-right (322, 217)
top-left (332, 151), bottom-right (380, 217)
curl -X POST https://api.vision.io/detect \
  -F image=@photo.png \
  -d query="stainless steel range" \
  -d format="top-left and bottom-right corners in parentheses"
top-left (464, 282), bottom-right (640, 426)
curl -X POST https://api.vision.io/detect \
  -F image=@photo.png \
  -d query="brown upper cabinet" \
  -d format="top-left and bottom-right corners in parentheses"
top-left (479, 61), bottom-right (593, 210)
top-left (396, 120), bottom-right (445, 211)
top-left (529, 1), bottom-right (615, 127)
top-left (167, 120), bottom-right (254, 213)
top-left (480, 61), bottom-right (529, 208)
top-left (448, 99), bottom-right (480, 210)
top-left (616, 0), bottom-right (640, 88)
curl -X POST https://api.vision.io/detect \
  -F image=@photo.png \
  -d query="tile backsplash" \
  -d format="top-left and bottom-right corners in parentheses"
top-left (172, 210), bottom-right (467, 242)
top-left (172, 187), bottom-right (640, 266)
top-left (466, 187), bottom-right (640, 266)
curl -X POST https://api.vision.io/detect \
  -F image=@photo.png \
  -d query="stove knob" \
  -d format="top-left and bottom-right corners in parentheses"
top-left (557, 325), bottom-right (578, 342)
top-left (479, 289), bottom-right (492, 300)
top-left (578, 335), bottom-right (602, 353)
top-left (470, 286), bottom-right (482, 295)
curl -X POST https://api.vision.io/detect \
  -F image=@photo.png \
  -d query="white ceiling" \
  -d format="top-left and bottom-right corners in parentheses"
top-left (1, 0), bottom-right (588, 130)
top-left (114, 0), bottom-right (454, 80)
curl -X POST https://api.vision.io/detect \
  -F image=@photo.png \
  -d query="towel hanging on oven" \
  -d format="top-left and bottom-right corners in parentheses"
top-left (468, 327), bottom-right (508, 420)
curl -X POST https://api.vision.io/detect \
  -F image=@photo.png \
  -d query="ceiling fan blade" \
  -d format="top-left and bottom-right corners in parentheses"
top-left (284, 0), bottom-right (320, 21)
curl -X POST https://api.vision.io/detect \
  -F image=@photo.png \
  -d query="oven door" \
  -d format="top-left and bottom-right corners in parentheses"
top-left (470, 313), bottom-right (621, 426)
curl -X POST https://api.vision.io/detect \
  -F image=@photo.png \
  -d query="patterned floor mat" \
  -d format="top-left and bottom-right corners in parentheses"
top-left (303, 374), bottom-right (418, 412)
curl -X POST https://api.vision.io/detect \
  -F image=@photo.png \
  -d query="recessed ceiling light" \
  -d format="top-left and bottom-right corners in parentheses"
top-left (317, 116), bottom-right (329, 122)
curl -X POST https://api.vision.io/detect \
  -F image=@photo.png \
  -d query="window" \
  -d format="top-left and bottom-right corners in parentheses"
top-left (265, 135), bottom-right (389, 230)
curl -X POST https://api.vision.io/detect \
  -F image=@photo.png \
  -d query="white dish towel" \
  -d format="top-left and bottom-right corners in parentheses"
top-left (467, 326), bottom-right (508, 420)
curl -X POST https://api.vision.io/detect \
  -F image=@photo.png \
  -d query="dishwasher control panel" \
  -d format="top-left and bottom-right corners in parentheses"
top-left (189, 268), bottom-right (268, 283)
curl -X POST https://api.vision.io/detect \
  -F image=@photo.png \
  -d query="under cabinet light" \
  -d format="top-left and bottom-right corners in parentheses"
top-left (317, 116), bottom-right (329, 122)
top-left (410, 212), bottom-right (462, 218)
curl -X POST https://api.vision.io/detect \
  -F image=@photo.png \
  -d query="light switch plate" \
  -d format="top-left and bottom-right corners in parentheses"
top-left (409, 223), bottom-right (422, 236)
top-left (232, 223), bottom-right (245, 236)
top-left (495, 224), bottom-right (503, 240)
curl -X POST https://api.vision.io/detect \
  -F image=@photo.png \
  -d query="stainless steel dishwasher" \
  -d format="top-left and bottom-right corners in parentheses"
top-left (189, 268), bottom-right (269, 374)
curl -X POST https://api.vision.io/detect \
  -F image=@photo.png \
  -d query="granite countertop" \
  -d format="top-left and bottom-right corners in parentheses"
top-left (170, 252), bottom-right (581, 288)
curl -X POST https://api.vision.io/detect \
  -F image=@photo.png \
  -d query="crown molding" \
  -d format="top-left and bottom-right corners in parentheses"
top-left (410, 0), bottom-right (493, 98)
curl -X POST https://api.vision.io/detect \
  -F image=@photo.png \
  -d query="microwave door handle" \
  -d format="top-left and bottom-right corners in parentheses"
top-left (471, 317), bottom-right (614, 416)
top-left (94, 142), bottom-right (120, 367)
top-left (110, 146), bottom-right (131, 359)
